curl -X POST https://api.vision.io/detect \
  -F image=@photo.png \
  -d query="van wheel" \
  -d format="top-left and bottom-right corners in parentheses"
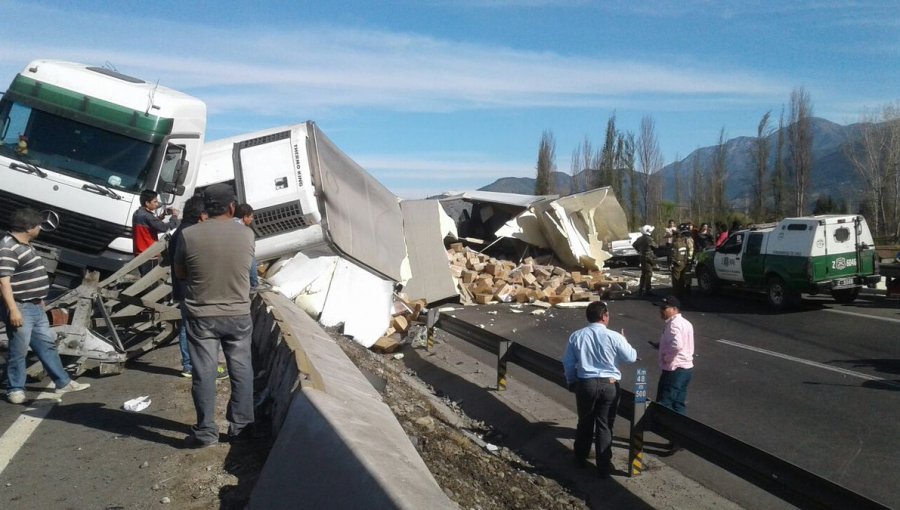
top-left (697, 267), bottom-right (717, 295)
top-left (831, 287), bottom-right (860, 304)
top-left (767, 277), bottom-right (797, 309)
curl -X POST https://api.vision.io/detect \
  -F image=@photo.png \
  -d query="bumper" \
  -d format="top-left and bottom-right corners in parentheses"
top-left (811, 274), bottom-right (881, 293)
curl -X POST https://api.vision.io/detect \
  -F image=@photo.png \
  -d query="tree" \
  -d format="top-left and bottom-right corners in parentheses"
top-left (845, 103), bottom-right (900, 237)
top-left (673, 155), bottom-right (682, 216)
top-left (618, 132), bottom-right (637, 230)
top-left (599, 114), bottom-right (618, 192)
top-left (771, 108), bottom-right (787, 219)
top-left (788, 87), bottom-right (814, 215)
top-left (535, 130), bottom-right (556, 195)
top-left (637, 115), bottom-right (663, 223)
top-left (690, 152), bottom-right (704, 222)
top-left (712, 127), bottom-right (729, 227)
top-left (750, 111), bottom-right (772, 220)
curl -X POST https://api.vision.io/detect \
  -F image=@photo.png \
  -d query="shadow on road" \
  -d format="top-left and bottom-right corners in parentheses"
top-left (42, 402), bottom-right (188, 447)
top-left (404, 345), bottom-right (655, 510)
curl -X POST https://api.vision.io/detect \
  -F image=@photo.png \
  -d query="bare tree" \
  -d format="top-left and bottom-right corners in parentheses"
top-left (712, 127), bottom-right (729, 226)
top-left (771, 108), bottom-right (787, 219)
top-left (846, 103), bottom-right (900, 237)
top-left (637, 115), bottom-right (663, 223)
top-left (569, 144), bottom-right (583, 194)
top-left (535, 130), bottom-right (556, 195)
top-left (673, 155), bottom-right (682, 215)
top-left (788, 87), bottom-right (814, 215)
top-left (750, 111), bottom-right (772, 220)
top-left (690, 152), bottom-right (704, 222)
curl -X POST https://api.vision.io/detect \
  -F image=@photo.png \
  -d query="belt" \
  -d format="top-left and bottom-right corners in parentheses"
top-left (580, 377), bottom-right (618, 384)
top-left (15, 299), bottom-right (43, 305)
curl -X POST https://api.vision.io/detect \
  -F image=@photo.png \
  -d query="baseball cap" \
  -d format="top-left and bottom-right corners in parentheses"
top-left (654, 295), bottom-right (681, 309)
top-left (203, 183), bottom-right (236, 210)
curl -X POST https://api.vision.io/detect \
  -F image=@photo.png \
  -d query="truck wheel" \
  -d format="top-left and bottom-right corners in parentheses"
top-left (831, 287), bottom-right (860, 304)
top-left (697, 266), bottom-right (716, 295)
top-left (766, 277), bottom-right (797, 309)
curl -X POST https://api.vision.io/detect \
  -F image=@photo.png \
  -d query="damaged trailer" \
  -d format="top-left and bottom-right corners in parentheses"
top-left (198, 122), bottom-right (409, 347)
top-left (439, 187), bottom-right (630, 270)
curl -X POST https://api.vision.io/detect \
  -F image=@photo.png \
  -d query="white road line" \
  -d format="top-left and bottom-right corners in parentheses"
top-left (0, 385), bottom-right (60, 476)
top-left (717, 339), bottom-right (900, 389)
top-left (823, 308), bottom-right (900, 324)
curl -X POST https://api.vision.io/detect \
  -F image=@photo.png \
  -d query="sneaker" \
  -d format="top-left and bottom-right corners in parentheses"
top-left (7, 390), bottom-right (25, 404)
top-left (180, 370), bottom-right (192, 378)
top-left (183, 434), bottom-right (219, 449)
top-left (56, 380), bottom-right (91, 394)
top-left (216, 366), bottom-right (229, 380)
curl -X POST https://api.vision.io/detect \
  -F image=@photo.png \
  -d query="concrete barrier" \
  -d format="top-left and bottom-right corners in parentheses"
top-left (248, 291), bottom-right (454, 509)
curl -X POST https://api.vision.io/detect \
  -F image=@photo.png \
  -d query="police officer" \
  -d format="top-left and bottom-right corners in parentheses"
top-left (632, 224), bottom-right (657, 297)
top-left (670, 223), bottom-right (694, 298)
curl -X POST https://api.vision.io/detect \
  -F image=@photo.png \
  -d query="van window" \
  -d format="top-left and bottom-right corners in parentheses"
top-left (720, 233), bottom-right (743, 254)
top-left (745, 233), bottom-right (763, 255)
top-left (834, 227), bottom-right (850, 242)
top-left (786, 224), bottom-right (807, 231)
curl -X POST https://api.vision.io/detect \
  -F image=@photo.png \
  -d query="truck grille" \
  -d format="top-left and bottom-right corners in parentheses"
top-left (0, 189), bottom-right (128, 254)
top-left (252, 202), bottom-right (310, 239)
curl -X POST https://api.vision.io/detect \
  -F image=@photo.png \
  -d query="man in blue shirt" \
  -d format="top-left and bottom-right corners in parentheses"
top-left (563, 301), bottom-right (637, 477)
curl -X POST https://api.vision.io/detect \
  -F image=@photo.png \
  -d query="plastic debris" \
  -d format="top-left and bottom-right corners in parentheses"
top-left (123, 395), bottom-right (151, 412)
top-left (392, 353), bottom-right (405, 360)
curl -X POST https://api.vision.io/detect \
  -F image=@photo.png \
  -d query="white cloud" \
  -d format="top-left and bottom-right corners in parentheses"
top-left (0, 3), bottom-right (786, 121)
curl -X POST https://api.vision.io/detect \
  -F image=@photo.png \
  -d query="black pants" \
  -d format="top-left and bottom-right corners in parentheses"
top-left (573, 378), bottom-right (619, 470)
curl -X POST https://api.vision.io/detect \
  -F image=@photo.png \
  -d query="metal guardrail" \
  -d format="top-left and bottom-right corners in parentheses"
top-left (431, 311), bottom-right (890, 510)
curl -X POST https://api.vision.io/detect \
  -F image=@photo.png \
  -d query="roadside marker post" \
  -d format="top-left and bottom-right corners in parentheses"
top-left (497, 340), bottom-right (510, 391)
top-left (426, 308), bottom-right (439, 352)
top-left (629, 367), bottom-right (647, 477)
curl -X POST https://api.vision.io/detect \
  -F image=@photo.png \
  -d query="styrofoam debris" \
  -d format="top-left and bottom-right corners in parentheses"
top-left (123, 395), bottom-right (151, 412)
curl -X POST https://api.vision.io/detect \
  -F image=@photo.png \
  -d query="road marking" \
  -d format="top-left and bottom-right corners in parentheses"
top-left (0, 385), bottom-right (60, 476)
top-left (823, 308), bottom-right (900, 325)
top-left (717, 339), bottom-right (900, 389)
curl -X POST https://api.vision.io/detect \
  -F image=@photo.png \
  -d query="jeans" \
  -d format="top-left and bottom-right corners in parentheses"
top-left (573, 378), bottom-right (620, 470)
top-left (657, 367), bottom-right (693, 415)
top-left (178, 306), bottom-right (191, 372)
top-left (186, 314), bottom-right (254, 444)
top-left (4, 302), bottom-right (72, 391)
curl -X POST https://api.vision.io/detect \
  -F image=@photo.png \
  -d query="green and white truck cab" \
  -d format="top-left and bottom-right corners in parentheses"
top-left (0, 60), bottom-right (206, 286)
top-left (695, 215), bottom-right (880, 308)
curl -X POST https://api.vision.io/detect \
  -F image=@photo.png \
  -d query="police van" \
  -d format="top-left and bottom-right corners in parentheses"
top-left (694, 215), bottom-right (880, 308)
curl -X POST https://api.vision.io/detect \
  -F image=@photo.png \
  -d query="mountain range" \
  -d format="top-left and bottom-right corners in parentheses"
top-left (479, 117), bottom-right (870, 209)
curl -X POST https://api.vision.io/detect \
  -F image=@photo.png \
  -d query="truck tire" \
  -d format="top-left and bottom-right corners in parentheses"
top-left (766, 277), bottom-right (798, 309)
top-left (697, 266), bottom-right (717, 295)
top-left (831, 287), bottom-right (860, 304)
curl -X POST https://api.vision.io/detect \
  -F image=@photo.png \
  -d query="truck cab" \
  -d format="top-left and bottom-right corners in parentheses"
top-left (0, 60), bottom-right (206, 285)
top-left (695, 215), bottom-right (880, 308)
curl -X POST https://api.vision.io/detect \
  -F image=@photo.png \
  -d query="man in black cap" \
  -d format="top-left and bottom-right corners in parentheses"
top-left (174, 183), bottom-right (255, 447)
top-left (649, 296), bottom-right (695, 416)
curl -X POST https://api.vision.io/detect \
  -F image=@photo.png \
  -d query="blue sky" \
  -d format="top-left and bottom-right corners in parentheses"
top-left (2, 1), bottom-right (898, 198)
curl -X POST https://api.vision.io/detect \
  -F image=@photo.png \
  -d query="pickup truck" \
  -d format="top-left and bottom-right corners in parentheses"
top-left (694, 215), bottom-right (880, 308)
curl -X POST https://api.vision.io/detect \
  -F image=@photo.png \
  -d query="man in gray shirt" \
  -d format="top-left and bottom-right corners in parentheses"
top-left (174, 183), bottom-right (255, 447)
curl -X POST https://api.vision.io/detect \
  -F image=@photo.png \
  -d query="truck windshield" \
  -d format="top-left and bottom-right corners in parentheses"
top-left (0, 100), bottom-right (157, 192)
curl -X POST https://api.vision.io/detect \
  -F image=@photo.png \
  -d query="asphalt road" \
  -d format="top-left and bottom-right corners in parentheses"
top-left (439, 287), bottom-right (900, 509)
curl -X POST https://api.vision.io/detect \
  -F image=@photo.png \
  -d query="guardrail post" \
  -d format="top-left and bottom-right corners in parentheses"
top-left (497, 340), bottom-right (510, 391)
top-left (426, 308), bottom-right (439, 353)
top-left (629, 368), bottom-right (647, 477)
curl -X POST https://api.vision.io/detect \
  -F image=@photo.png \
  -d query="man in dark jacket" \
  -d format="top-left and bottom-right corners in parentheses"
top-left (133, 189), bottom-right (179, 275)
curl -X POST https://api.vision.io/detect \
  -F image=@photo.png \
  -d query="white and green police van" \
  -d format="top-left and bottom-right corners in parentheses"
top-left (695, 215), bottom-right (880, 308)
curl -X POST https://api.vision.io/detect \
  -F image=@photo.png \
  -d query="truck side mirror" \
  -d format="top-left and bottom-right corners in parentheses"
top-left (162, 182), bottom-right (186, 196)
top-left (174, 160), bottom-right (189, 186)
